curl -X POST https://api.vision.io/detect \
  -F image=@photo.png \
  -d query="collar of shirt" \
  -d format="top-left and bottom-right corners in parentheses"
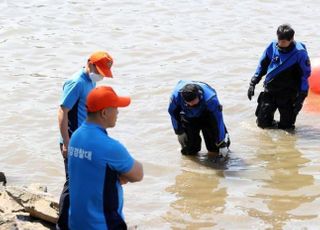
top-left (83, 121), bottom-right (108, 135)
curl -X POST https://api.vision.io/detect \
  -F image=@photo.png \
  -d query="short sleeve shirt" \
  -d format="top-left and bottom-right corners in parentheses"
top-left (60, 69), bottom-right (95, 138)
top-left (68, 122), bottom-right (135, 230)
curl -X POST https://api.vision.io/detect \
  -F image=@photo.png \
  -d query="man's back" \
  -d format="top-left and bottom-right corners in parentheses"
top-left (68, 121), bottom-right (134, 230)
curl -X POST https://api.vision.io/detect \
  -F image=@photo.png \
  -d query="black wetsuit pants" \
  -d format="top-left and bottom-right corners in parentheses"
top-left (56, 144), bottom-right (69, 230)
top-left (255, 91), bottom-right (297, 129)
top-left (179, 111), bottom-right (227, 155)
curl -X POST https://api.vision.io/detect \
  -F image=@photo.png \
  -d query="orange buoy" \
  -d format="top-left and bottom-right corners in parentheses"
top-left (304, 91), bottom-right (320, 113)
top-left (309, 58), bottom-right (320, 94)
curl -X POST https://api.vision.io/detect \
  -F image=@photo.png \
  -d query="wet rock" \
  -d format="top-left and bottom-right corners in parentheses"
top-left (0, 172), bottom-right (6, 186)
top-left (5, 186), bottom-right (59, 224)
top-left (0, 183), bottom-right (137, 229)
top-left (0, 214), bottom-right (18, 230)
top-left (27, 183), bottom-right (48, 193)
top-left (16, 213), bottom-right (56, 230)
top-left (0, 187), bottom-right (24, 213)
top-left (0, 212), bottom-right (55, 230)
top-left (0, 183), bottom-right (58, 229)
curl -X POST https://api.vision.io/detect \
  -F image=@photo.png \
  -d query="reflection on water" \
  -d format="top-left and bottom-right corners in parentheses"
top-left (246, 131), bottom-right (318, 229)
top-left (162, 130), bottom-right (320, 229)
top-left (164, 157), bottom-right (226, 229)
top-left (1, 0), bottom-right (320, 229)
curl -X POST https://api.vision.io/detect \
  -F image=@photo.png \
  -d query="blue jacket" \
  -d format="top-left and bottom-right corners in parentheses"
top-left (168, 80), bottom-right (226, 144)
top-left (253, 41), bottom-right (311, 92)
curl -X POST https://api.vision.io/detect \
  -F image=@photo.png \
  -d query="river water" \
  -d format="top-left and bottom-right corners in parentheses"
top-left (1, 0), bottom-right (320, 229)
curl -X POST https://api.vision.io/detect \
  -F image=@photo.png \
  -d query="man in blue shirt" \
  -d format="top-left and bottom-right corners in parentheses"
top-left (248, 24), bottom-right (311, 129)
top-left (57, 51), bottom-right (113, 230)
top-left (68, 86), bottom-right (143, 230)
top-left (168, 80), bottom-right (230, 157)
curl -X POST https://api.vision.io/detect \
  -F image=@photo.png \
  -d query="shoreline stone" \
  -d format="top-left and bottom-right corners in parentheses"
top-left (0, 172), bottom-right (6, 186)
top-left (0, 173), bottom-right (138, 229)
top-left (0, 183), bottom-right (58, 230)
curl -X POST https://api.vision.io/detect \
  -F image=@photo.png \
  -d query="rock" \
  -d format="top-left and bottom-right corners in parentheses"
top-left (0, 216), bottom-right (18, 230)
top-left (27, 183), bottom-right (48, 193)
top-left (25, 198), bottom-right (58, 224)
top-left (0, 187), bottom-right (24, 213)
top-left (5, 186), bottom-right (59, 224)
top-left (15, 213), bottom-right (56, 230)
top-left (0, 181), bottom-right (58, 229)
top-left (128, 224), bottom-right (138, 230)
top-left (0, 172), bottom-right (6, 186)
top-left (1, 212), bottom-right (55, 230)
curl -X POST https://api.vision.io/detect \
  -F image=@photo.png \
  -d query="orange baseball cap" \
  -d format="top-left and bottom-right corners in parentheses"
top-left (86, 86), bottom-right (131, 112)
top-left (88, 51), bottom-right (113, 78)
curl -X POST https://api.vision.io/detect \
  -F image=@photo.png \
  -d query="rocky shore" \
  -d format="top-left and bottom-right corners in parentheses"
top-left (0, 172), bottom-right (58, 230)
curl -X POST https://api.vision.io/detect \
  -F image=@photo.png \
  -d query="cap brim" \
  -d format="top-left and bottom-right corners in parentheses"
top-left (115, 97), bottom-right (131, 107)
top-left (96, 65), bottom-right (113, 78)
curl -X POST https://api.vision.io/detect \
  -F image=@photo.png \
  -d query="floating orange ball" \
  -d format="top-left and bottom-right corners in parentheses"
top-left (309, 58), bottom-right (320, 94)
top-left (304, 91), bottom-right (320, 113)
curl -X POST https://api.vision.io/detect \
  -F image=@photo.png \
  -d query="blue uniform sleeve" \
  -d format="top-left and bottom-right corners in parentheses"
top-left (253, 43), bottom-right (272, 83)
top-left (168, 95), bottom-right (183, 134)
top-left (106, 141), bottom-right (135, 174)
top-left (298, 50), bottom-right (311, 92)
top-left (60, 80), bottom-right (82, 109)
top-left (206, 97), bottom-right (226, 145)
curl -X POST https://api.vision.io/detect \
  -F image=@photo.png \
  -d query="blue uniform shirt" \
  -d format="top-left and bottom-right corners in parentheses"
top-left (168, 80), bottom-right (227, 144)
top-left (253, 41), bottom-right (311, 92)
top-left (68, 122), bottom-right (135, 230)
top-left (60, 68), bottom-right (96, 139)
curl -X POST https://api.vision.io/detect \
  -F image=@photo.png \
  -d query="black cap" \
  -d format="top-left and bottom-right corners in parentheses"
top-left (180, 84), bottom-right (201, 102)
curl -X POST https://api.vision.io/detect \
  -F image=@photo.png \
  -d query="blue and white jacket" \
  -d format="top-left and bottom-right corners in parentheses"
top-left (168, 80), bottom-right (227, 145)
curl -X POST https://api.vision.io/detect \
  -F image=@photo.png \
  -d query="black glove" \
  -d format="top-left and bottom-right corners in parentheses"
top-left (177, 132), bottom-right (188, 148)
top-left (174, 128), bottom-right (184, 135)
top-left (293, 91), bottom-right (308, 115)
top-left (247, 76), bottom-right (260, 100)
top-left (247, 83), bottom-right (255, 100)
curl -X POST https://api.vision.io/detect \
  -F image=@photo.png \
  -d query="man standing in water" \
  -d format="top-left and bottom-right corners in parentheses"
top-left (168, 80), bottom-right (230, 157)
top-left (57, 51), bottom-right (113, 230)
top-left (68, 86), bottom-right (143, 230)
top-left (248, 24), bottom-right (311, 129)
